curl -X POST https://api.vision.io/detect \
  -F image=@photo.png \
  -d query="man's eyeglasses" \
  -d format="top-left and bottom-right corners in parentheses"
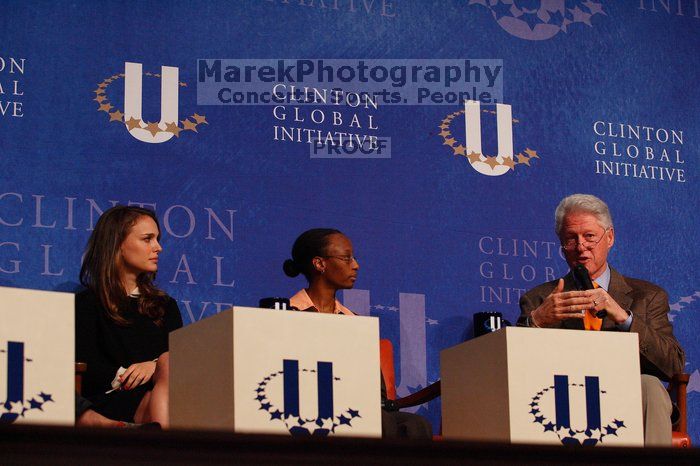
top-left (322, 255), bottom-right (358, 264)
top-left (561, 228), bottom-right (609, 251)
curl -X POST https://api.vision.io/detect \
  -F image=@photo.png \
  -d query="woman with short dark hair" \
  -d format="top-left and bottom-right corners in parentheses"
top-left (284, 228), bottom-right (432, 439)
top-left (284, 228), bottom-right (358, 314)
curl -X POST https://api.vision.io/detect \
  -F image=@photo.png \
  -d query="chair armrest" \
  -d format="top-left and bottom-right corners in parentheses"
top-left (75, 362), bottom-right (87, 395)
top-left (668, 373), bottom-right (689, 434)
top-left (395, 380), bottom-right (441, 409)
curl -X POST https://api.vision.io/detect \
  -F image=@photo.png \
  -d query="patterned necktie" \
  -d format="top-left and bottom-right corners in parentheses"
top-left (583, 281), bottom-right (603, 331)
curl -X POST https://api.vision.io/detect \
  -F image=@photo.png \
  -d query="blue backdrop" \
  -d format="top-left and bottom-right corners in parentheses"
top-left (1, 0), bottom-right (698, 442)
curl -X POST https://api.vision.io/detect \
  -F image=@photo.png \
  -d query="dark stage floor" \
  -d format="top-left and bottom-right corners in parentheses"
top-left (1, 425), bottom-right (698, 465)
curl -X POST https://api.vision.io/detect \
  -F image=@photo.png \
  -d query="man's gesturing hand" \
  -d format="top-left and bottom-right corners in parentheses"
top-left (530, 279), bottom-right (593, 327)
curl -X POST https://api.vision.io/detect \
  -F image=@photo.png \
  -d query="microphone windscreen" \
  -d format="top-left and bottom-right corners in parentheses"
top-left (573, 264), bottom-right (595, 290)
top-left (573, 264), bottom-right (607, 318)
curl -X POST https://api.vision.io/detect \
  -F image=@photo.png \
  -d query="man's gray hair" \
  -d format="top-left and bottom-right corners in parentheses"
top-left (555, 194), bottom-right (613, 236)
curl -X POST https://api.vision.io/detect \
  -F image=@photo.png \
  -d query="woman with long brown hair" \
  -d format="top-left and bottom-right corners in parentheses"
top-left (76, 205), bottom-right (182, 428)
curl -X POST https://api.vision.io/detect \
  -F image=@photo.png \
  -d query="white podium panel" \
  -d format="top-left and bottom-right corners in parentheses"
top-left (441, 327), bottom-right (643, 446)
top-left (0, 286), bottom-right (75, 425)
top-left (170, 307), bottom-right (381, 437)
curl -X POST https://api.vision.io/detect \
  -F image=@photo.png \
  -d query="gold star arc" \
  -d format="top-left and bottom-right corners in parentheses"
top-left (467, 151), bottom-right (482, 163)
top-left (181, 119), bottom-right (198, 132)
top-left (484, 156), bottom-right (500, 169)
top-left (524, 148), bottom-right (539, 158)
top-left (124, 117), bottom-right (141, 130)
top-left (109, 110), bottom-right (124, 122)
top-left (192, 113), bottom-right (208, 125)
top-left (437, 108), bottom-right (540, 173)
top-left (516, 153), bottom-right (531, 166)
top-left (144, 122), bottom-right (162, 137)
top-left (165, 122), bottom-right (182, 137)
top-left (502, 157), bottom-right (516, 171)
top-left (94, 71), bottom-right (207, 138)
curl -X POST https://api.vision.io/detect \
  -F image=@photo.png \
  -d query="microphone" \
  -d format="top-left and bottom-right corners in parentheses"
top-left (572, 264), bottom-right (607, 318)
top-left (259, 297), bottom-right (291, 311)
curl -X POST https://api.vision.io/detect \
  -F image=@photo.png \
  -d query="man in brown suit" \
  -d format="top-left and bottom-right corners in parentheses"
top-left (518, 194), bottom-right (684, 446)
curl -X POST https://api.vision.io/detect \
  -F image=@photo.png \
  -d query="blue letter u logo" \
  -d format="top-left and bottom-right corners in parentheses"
top-left (1, 341), bottom-right (25, 424)
top-left (283, 359), bottom-right (334, 421)
top-left (554, 375), bottom-right (601, 431)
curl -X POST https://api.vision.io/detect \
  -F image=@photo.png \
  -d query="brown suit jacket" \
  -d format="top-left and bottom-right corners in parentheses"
top-left (517, 267), bottom-right (684, 381)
